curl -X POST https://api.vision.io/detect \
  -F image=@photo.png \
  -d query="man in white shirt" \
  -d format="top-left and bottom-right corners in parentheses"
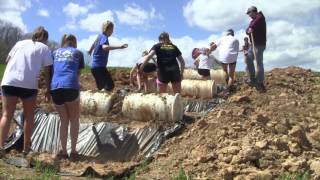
top-left (210, 29), bottom-right (239, 90)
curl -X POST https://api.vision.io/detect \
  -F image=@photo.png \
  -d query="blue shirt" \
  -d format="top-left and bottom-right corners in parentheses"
top-left (91, 34), bottom-right (109, 68)
top-left (51, 47), bottom-right (84, 90)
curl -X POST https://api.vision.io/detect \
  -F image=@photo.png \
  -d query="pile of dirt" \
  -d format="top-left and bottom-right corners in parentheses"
top-left (136, 66), bottom-right (320, 179)
top-left (2, 66), bottom-right (320, 179)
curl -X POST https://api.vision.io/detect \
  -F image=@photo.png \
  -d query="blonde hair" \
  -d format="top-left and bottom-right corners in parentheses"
top-left (32, 26), bottom-right (48, 42)
top-left (102, 21), bottom-right (114, 34)
top-left (61, 34), bottom-right (77, 48)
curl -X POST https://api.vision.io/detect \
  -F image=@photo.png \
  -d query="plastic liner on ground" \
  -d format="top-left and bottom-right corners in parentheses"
top-left (4, 97), bottom-right (224, 177)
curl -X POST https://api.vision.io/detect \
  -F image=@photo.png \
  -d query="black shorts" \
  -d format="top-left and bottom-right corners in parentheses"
top-left (197, 69), bottom-right (210, 77)
top-left (50, 88), bottom-right (79, 105)
top-left (157, 66), bottom-right (181, 84)
top-left (1, 86), bottom-right (38, 99)
top-left (137, 63), bottom-right (156, 73)
top-left (91, 67), bottom-right (114, 91)
top-left (221, 61), bottom-right (237, 65)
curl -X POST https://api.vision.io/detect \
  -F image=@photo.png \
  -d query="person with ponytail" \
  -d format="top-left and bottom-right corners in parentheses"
top-left (88, 20), bottom-right (128, 92)
top-left (0, 26), bottom-right (53, 154)
top-left (141, 32), bottom-right (185, 93)
top-left (50, 34), bottom-right (84, 160)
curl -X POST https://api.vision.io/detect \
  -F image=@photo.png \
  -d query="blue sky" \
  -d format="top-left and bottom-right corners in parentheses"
top-left (0, 0), bottom-right (320, 71)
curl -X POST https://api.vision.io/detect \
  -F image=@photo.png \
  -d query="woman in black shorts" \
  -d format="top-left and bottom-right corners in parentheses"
top-left (130, 50), bottom-right (156, 92)
top-left (50, 34), bottom-right (84, 159)
top-left (140, 32), bottom-right (185, 93)
top-left (0, 26), bottom-right (52, 153)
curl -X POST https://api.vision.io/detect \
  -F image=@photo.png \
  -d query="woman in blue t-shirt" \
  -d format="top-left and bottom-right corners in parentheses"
top-left (88, 21), bottom-right (128, 91)
top-left (50, 34), bottom-right (84, 160)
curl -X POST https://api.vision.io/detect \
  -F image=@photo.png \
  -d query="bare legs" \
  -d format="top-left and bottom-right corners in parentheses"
top-left (0, 96), bottom-right (36, 152)
top-left (22, 97), bottom-right (37, 152)
top-left (0, 96), bottom-right (18, 148)
top-left (222, 63), bottom-right (236, 88)
top-left (55, 98), bottom-right (80, 154)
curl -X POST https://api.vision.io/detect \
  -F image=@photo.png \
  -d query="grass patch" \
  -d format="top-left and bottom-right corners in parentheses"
top-left (278, 170), bottom-right (311, 180)
top-left (31, 160), bottom-right (59, 180)
top-left (312, 71), bottom-right (320, 77)
top-left (0, 168), bottom-right (14, 179)
top-left (172, 168), bottom-right (190, 180)
top-left (0, 63), bottom-right (5, 80)
top-left (122, 160), bottom-right (151, 180)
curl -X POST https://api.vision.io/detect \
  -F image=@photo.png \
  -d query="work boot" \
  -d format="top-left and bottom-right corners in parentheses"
top-left (256, 83), bottom-right (267, 92)
top-left (244, 79), bottom-right (256, 87)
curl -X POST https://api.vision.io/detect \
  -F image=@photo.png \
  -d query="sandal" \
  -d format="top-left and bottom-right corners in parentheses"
top-left (55, 151), bottom-right (68, 160)
top-left (69, 152), bottom-right (80, 161)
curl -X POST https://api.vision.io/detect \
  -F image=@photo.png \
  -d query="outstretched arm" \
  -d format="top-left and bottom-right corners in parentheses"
top-left (140, 50), bottom-right (156, 71)
top-left (102, 44), bottom-right (128, 51)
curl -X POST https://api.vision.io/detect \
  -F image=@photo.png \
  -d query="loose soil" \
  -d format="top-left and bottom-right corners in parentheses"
top-left (1, 66), bottom-right (320, 179)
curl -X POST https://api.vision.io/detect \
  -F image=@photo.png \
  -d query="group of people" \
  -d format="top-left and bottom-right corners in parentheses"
top-left (0, 6), bottom-right (266, 159)
top-left (189, 6), bottom-right (266, 92)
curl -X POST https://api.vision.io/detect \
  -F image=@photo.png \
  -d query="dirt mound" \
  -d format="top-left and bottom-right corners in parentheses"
top-left (136, 66), bottom-right (320, 179)
top-left (2, 66), bottom-right (320, 179)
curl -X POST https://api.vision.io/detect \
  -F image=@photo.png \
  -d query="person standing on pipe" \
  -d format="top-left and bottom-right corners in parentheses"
top-left (50, 34), bottom-right (84, 160)
top-left (245, 6), bottom-right (267, 92)
top-left (0, 26), bottom-right (53, 154)
top-left (88, 21), bottom-right (128, 92)
top-left (141, 32), bottom-right (185, 93)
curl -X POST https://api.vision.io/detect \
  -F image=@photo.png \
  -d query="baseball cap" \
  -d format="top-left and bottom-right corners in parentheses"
top-left (246, 6), bottom-right (257, 14)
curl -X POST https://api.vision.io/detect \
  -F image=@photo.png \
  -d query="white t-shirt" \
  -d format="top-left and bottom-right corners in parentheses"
top-left (197, 54), bottom-right (215, 70)
top-left (216, 35), bottom-right (239, 63)
top-left (1, 40), bottom-right (53, 89)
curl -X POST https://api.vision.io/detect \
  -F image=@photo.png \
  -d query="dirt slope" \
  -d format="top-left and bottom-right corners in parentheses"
top-left (136, 66), bottom-right (320, 179)
top-left (1, 66), bottom-right (320, 179)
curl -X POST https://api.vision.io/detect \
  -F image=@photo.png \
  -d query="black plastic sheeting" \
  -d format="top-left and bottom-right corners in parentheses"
top-left (184, 98), bottom-right (225, 113)
top-left (4, 98), bottom-right (224, 161)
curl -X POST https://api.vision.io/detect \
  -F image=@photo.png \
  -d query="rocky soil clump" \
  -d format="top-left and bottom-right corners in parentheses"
top-left (137, 66), bottom-right (320, 179)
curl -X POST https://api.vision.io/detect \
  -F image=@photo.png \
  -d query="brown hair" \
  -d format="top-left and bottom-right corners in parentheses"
top-left (61, 34), bottom-right (77, 48)
top-left (102, 21), bottom-right (114, 34)
top-left (32, 26), bottom-right (48, 42)
top-left (158, 32), bottom-right (171, 43)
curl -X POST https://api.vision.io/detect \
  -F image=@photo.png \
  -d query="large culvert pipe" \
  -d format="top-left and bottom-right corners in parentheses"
top-left (122, 93), bottom-right (183, 122)
top-left (180, 79), bottom-right (217, 99)
top-left (183, 69), bottom-right (226, 84)
top-left (80, 91), bottom-right (115, 116)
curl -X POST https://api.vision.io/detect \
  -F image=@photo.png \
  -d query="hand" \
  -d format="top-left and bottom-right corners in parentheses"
top-left (45, 90), bottom-right (51, 102)
top-left (121, 44), bottom-right (128, 49)
top-left (247, 28), bottom-right (253, 34)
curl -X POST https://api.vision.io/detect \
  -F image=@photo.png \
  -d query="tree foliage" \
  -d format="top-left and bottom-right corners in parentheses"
top-left (0, 19), bottom-right (58, 64)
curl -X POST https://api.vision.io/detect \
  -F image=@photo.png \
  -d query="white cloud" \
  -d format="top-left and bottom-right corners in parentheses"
top-left (79, 11), bottom-right (114, 32)
top-left (37, 9), bottom-right (49, 17)
top-left (183, 0), bottom-right (320, 71)
top-left (63, 2), bottom-right (89, 18)
top-left (0, 0), bottom-right (31, 32)
top-left (115, 3), bottom-right (163, 30)
top-left (77, 34), bottom-right (218, 68)
top-left (60, 2), bottom-right (93, 32)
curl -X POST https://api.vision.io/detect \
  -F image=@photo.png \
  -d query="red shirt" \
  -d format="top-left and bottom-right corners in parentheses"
top-left (246, 12), bottom-right (267, 46)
